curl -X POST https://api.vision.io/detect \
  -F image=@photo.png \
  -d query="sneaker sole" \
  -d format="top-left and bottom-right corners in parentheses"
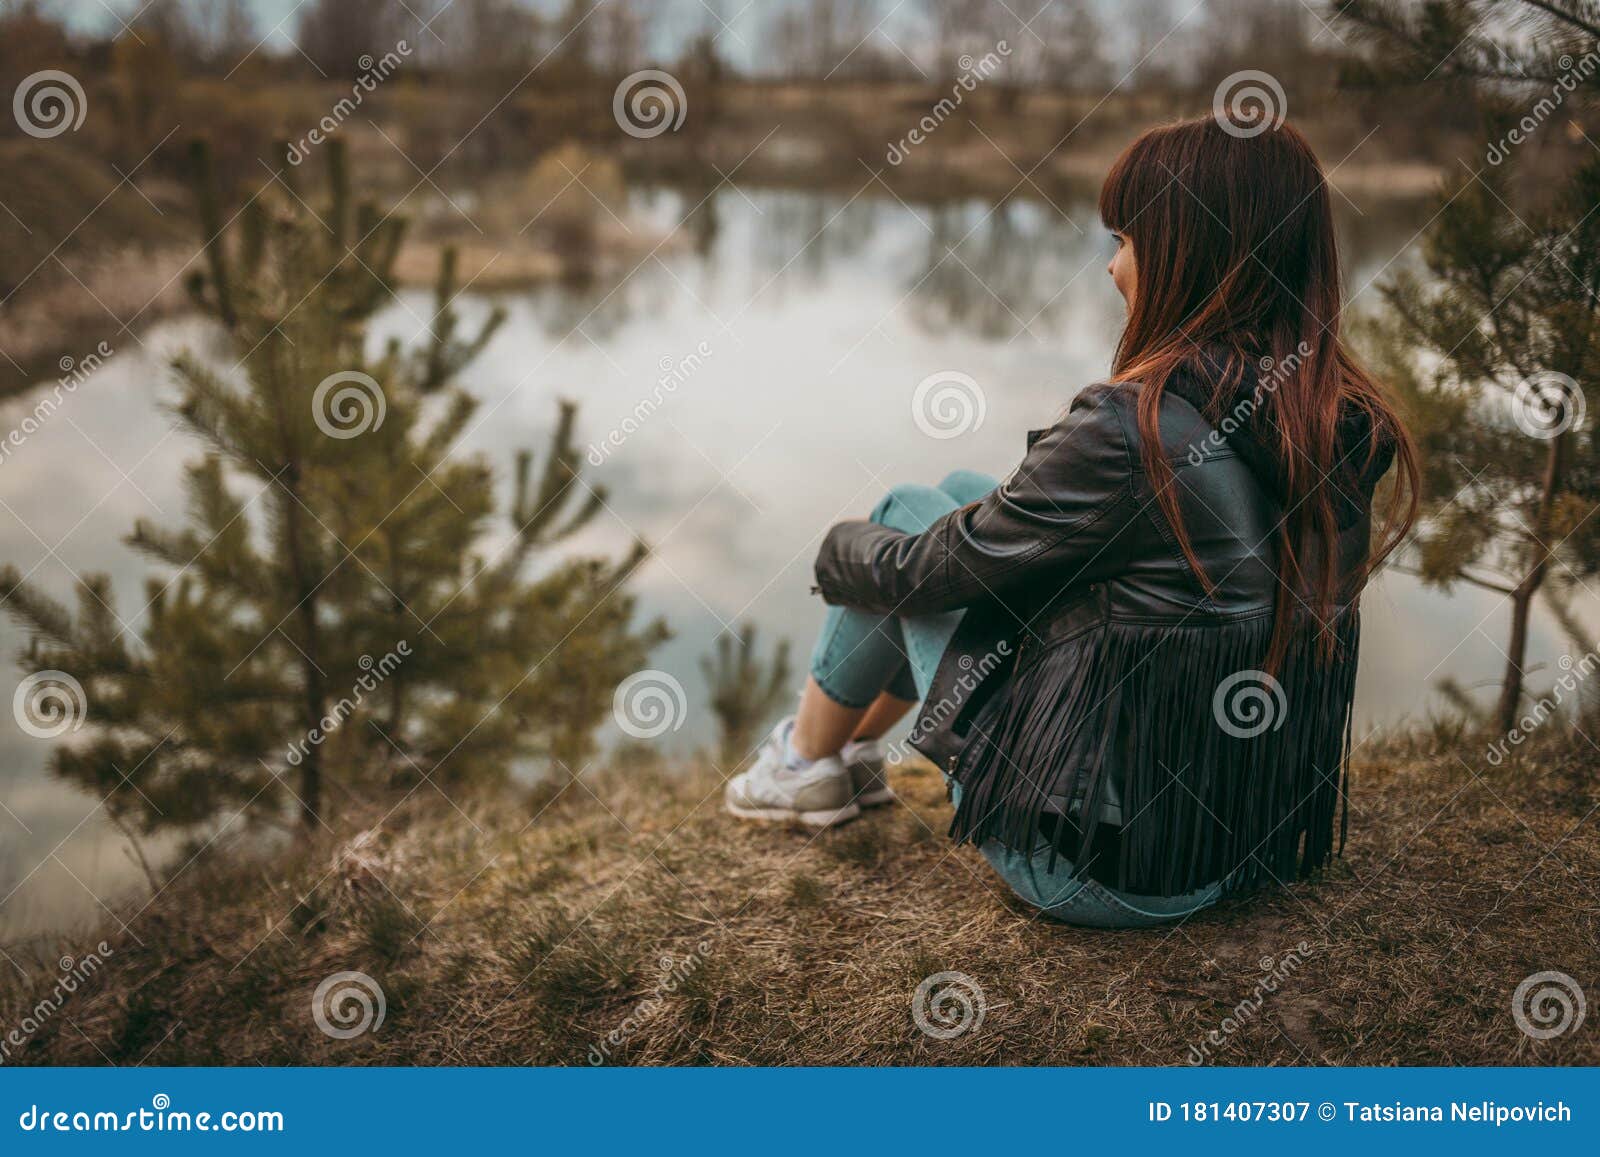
top-left (854, 787), bottom-right (894, 808)
top-left (724, 799), bottom-right (862, 828)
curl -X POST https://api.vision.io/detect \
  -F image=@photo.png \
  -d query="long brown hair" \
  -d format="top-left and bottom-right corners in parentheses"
top-left (1098, 116), bottom-right (1419, 668)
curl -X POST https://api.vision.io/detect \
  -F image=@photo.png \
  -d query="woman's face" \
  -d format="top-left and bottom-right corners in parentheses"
top-left (1107, 230), bottom-right (1136, 311)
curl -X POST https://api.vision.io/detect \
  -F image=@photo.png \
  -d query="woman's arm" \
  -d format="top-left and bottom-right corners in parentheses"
top-left (813, 383), bottom-right (1136, 616)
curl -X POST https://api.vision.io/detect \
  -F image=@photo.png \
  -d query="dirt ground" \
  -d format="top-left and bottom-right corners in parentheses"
top-left (4, 723), bottom-right (1595, 1067)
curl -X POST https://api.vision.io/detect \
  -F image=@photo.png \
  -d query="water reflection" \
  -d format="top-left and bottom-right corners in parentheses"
top-left (0, 183), bottom-right (1572, 942)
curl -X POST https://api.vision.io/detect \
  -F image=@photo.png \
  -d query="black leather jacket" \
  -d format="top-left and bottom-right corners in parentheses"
top-left (814, 375), bottom-right (1385, 897)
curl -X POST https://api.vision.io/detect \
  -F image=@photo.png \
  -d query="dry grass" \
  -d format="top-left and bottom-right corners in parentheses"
top-left (3, 728), bottom-right (1597, 1067)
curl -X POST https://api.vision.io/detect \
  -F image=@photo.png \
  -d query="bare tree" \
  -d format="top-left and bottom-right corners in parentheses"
top-left (1124, 0), bottom-right (1181, 92)
top-left (554, 0), bottom-right (599, 71)
top-left (802, 0), bottom-right (879, 80)
top-left (1195, 0), bottom-right (1327, 107)
top-left (595, 0), bottom-right (651, 79)
top-left (767, 7), bottom-right (811, 79)
top-left (924, 0), bottom-right (999, 84)
top-left (1042, 2), bottom-right (1113, 94)
top-left (433, 0), bottom-right (539, 80)
top-left (189, 0), bottom-right (256, 70)
top-left (296, 0), bottom-right (405, 79)
top-left (128, 0), bottom-right (201, 62)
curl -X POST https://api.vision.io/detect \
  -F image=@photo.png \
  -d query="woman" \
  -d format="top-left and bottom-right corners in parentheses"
top-left (724, 115), bottom-right (1419, 928)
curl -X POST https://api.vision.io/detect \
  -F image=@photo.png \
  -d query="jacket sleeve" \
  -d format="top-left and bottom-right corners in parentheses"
top-left (813, 383), bottom-right (1136, 615)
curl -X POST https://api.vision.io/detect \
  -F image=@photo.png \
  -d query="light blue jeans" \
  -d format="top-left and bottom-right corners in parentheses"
top-left (810, 472), bottom-right (1222, 929)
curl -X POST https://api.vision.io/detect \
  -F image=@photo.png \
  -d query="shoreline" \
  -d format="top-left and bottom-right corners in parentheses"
top-left (0, 159), bottom-right (1440, 401)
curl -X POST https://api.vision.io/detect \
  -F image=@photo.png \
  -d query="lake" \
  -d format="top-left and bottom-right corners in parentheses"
top-left (0, 184), bottom-right (1580, 943)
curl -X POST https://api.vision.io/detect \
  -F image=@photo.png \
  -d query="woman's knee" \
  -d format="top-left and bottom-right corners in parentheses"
top-left (869, 482), bottom-right (959, 535)
top-left (936, 469), bottom-right (998, 505)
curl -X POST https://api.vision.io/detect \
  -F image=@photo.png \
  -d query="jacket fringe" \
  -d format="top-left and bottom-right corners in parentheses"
top-left (948, 608), bottom-right (1359, 898)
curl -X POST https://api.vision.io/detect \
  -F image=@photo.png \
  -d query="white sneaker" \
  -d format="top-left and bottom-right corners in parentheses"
top-left (842, 737), bottom-right (895, 808)
top-left (724, 719), bottom-right (860, 829)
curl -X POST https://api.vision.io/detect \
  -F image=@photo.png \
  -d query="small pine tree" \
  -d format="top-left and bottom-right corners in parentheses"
top-left (700, 623), bottom-right (792, 767)
top-left (1361, 153), bottom-right (1600, 731)
top-left (1336, 0), bottom-right (1600, 731)
top-left (1, 137), bottom-right (664, 843)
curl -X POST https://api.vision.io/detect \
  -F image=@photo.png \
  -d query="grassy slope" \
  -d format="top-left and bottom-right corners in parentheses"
top-left (4, 729), bottom-right (1597, 1066)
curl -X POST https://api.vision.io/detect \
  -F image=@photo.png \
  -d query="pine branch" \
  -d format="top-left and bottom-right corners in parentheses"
top-left (0, 565), bottom-right (81, 648)
top-left (169, 353), bottom-right (256, 463)
top-left (1522, 0), bottom-right (1600, 41)
top-left (1334, 0), bottom-right (1599, 86)
top-left (126, 519), bottom-right (205, 571)
top-left (415, 246), bottom-right (509, 393)
top-left (1389, 559), bottom-right (1518, 594)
